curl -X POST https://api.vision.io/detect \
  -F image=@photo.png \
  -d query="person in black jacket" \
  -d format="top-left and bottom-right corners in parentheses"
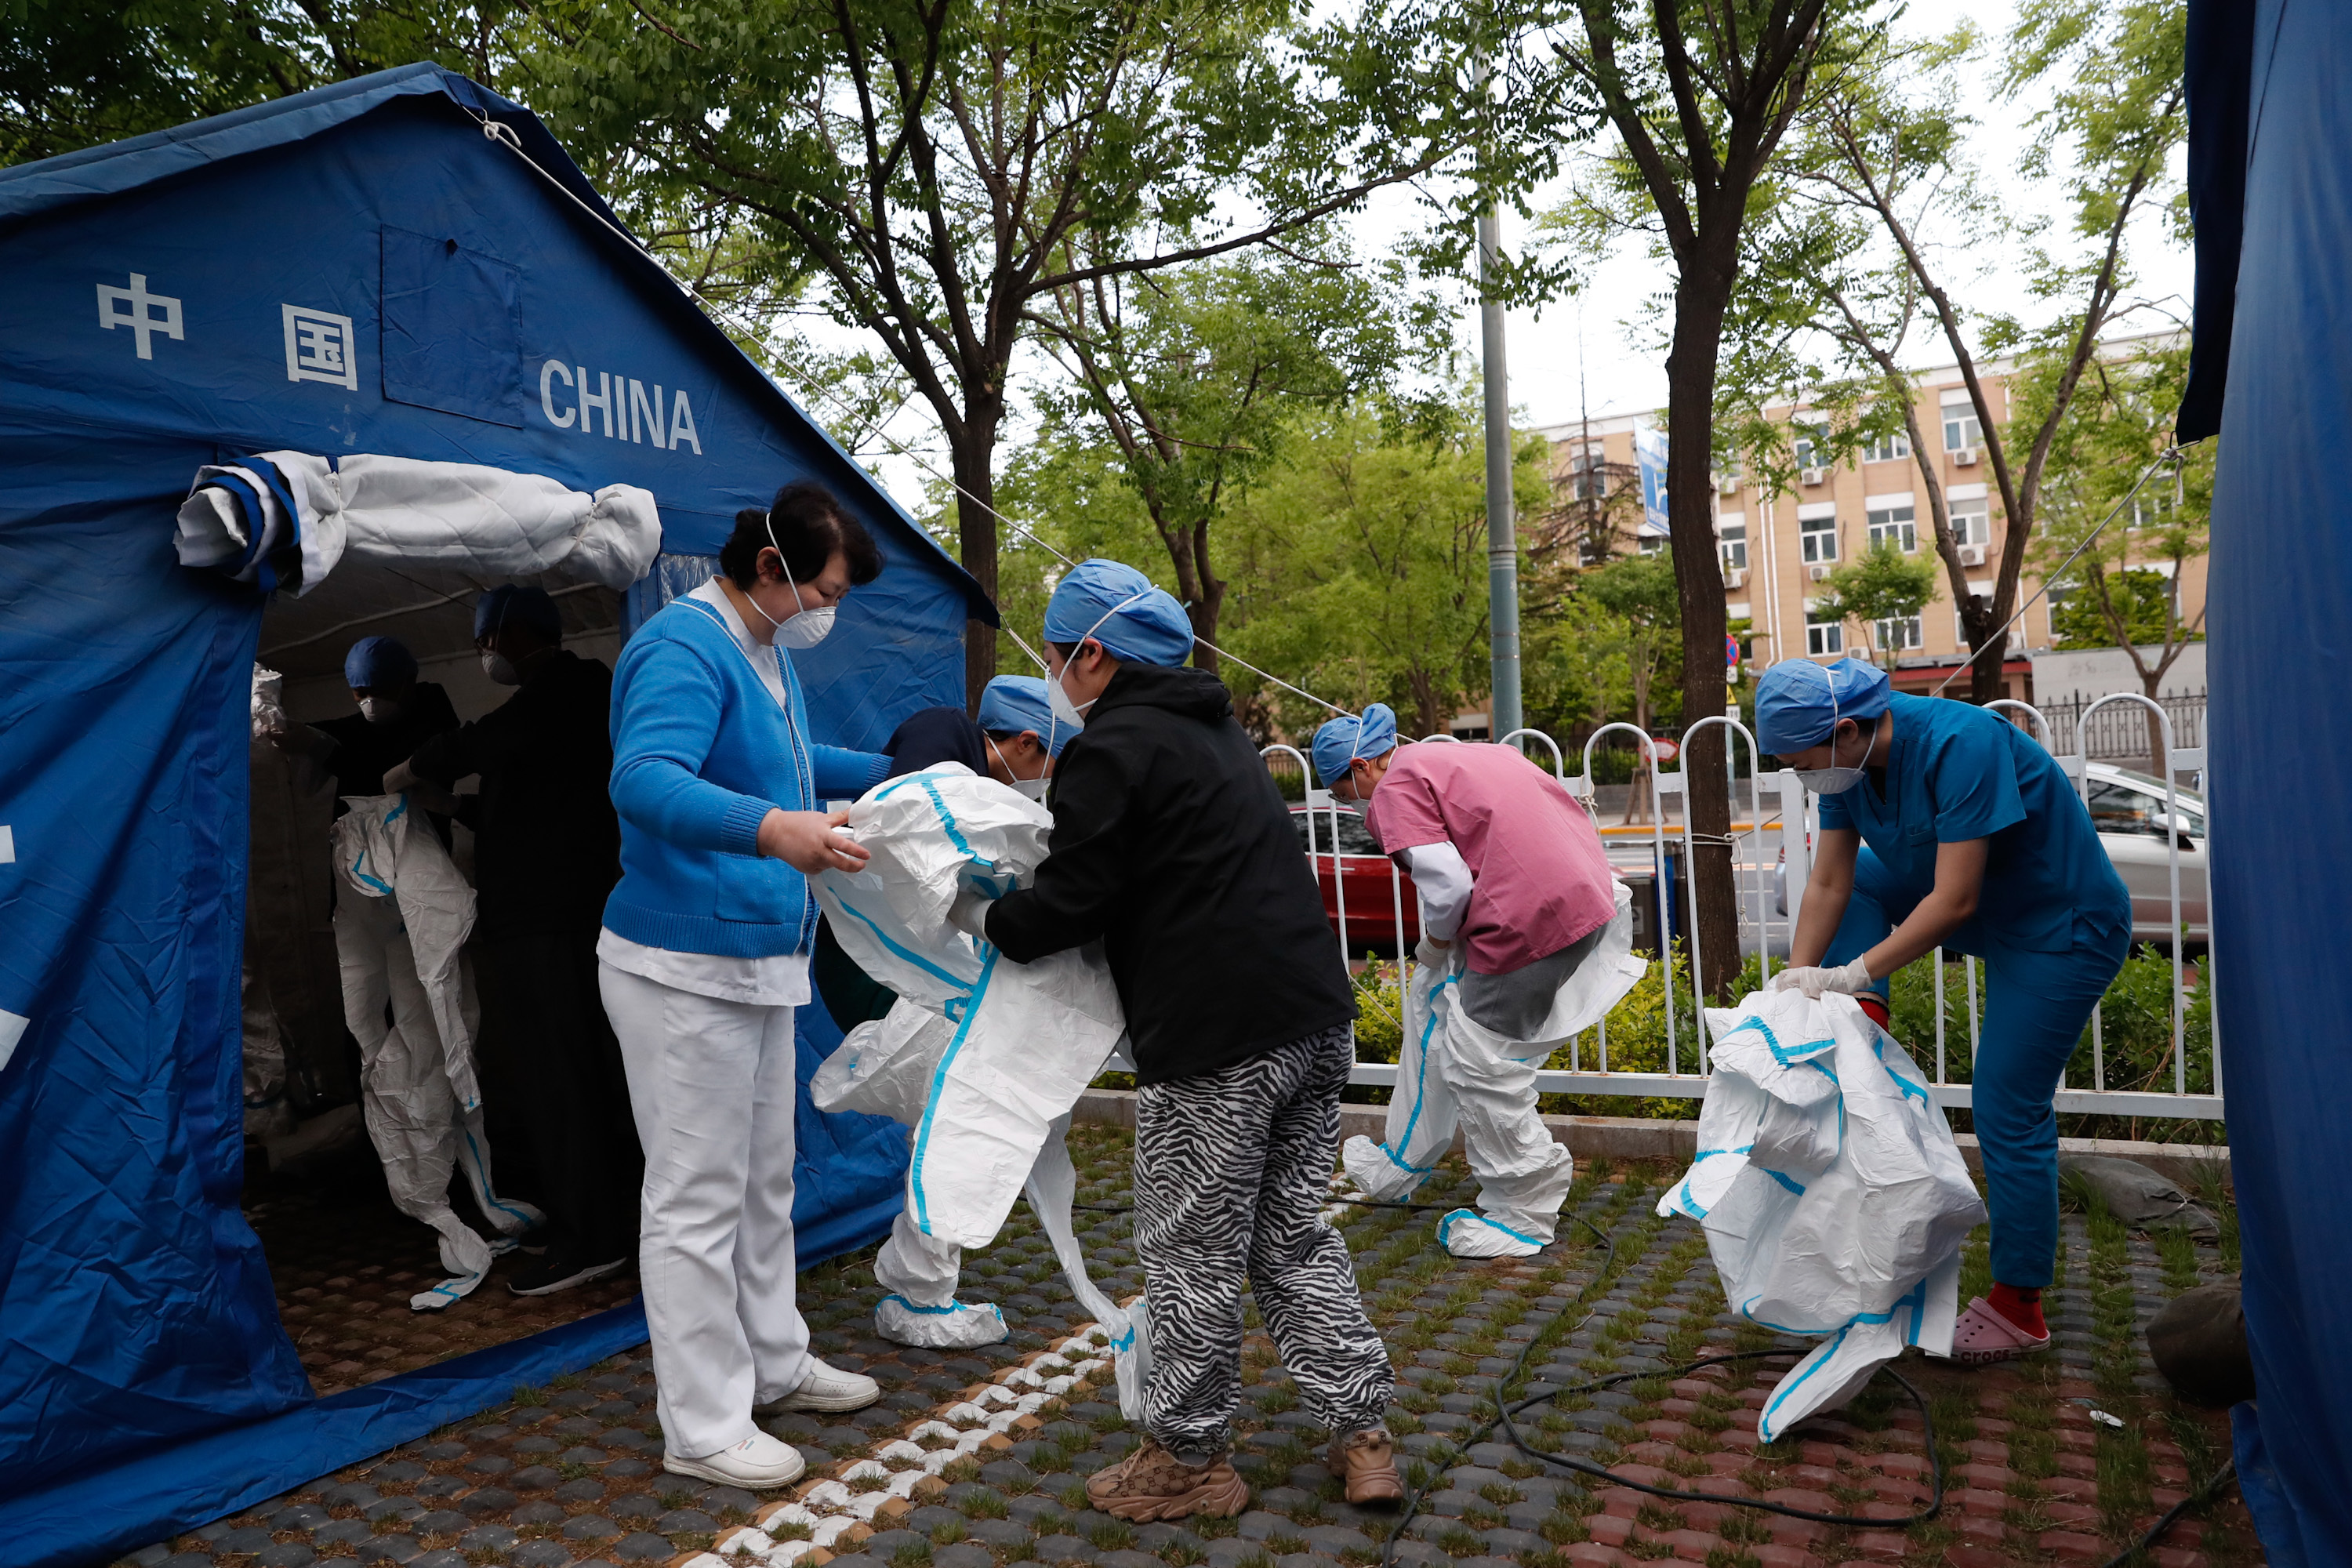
top-left (388, 586), bottom-right (641, 1296)
top-left (962, 560), bottom-right (1399, 1520)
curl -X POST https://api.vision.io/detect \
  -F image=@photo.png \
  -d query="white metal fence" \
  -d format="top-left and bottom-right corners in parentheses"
top-left (1266, 695), bottom-right (2220, 1124)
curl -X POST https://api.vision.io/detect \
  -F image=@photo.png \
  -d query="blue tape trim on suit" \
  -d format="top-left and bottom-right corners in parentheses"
top-left (1761, 1168), bottom-right (1806, 1196)
top-left (834, 895), bottom-right (970, 996)
top-left (909, 944), bottom-right (997, 1235)
top-left (1390, 974), bottom-right (1457, 1173)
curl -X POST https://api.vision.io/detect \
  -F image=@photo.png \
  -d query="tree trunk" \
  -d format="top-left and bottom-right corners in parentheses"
top-left (950, 416), bottom-right (1002, 713)
top-left (1665, 277), bottom-right (1738, 1001)
top-left (1968, 623), bottom-right (2008, 705)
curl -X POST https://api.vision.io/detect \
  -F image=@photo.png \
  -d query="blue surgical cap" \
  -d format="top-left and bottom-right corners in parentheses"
top-left (1312, 702), bottom-right (1399, 786)
top-left (1041, 559), bottom-right (1196, 668)
top-left (474, 584), bottom-right (563, 644)
top-left (1755, 657), bottom-right (1893, 753)
top-left (977, 676), bottom-right (1071, 757)
top-left (344, 635), bottom-right (418, 689)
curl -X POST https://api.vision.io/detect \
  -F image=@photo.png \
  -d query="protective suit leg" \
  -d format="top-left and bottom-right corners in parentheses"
top-left (873, 1211), bottom-right (1007, 1348)
top-left (1437, 1030), bottom-right (1571, 1257)
top-left (336, 895), bottom-right (496, 1309)
top-left (1340, 966), bottom-right (1461, 1201)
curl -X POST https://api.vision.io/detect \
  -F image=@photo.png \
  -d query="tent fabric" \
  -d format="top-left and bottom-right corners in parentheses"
top-left (2176, 0), bottom-right (2259, 443)
top-left (0, 65), bottom-right (973, 1552)
top-left (9, 1298), bottom-right (653, 1568)
top-left (2192, 0), bottom-right (2352, 1557)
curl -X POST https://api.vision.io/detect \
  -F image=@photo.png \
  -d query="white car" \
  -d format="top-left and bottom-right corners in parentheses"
top-left (1770, 761), bottom-right (2209, 946)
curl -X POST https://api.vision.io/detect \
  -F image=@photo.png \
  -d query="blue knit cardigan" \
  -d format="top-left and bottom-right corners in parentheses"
top-left (601, 592), bottom-right (888, 957)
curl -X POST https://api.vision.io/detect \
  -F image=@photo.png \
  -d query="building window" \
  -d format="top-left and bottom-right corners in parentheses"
top-left (1944, 407), bottom-right (1984, 452)
top-left (1635, 533), bottom-right (1665, 555)
top-left (1792, 422), bottom-right (1828, 474)
top-left (1566, 444), bottom-right (1608, 501)
top-left (2132, 489), bottom-right (2177, 529)
top-left (1867, 503), bottom-right (1917, 553)
top-left (1875, 615), bottom-right (1924, 652)
top-left (1806, 602), bottom-right (1845, 656)
top-left (1801, 513), bottom-right (1838, 564)
top-left (1949, 495), bottom-right (1990, 545)
top-left (1719, 521), bottom-right (1748, 572)
top-left (1862, 430), bottom-right (1911, 463)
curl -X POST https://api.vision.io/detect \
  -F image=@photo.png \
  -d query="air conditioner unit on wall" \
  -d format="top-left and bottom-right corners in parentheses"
top-left (1798, 466), bottom-right (1829, 486)
top-left (1809, 564), bottom-right (1831, 582)
top-left (1716, 474), bottom-right (1740, 495)
top-left (1724, 568), bottom-right (1746, 590)
top-left (1953, 448), bottom-right (1980, 466)
top-left (1958, 543), bottom-right (1986, 566)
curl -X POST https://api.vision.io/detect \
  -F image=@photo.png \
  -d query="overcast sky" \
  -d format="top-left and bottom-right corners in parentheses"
top-left (843, 0), bottom-right (2193, 505)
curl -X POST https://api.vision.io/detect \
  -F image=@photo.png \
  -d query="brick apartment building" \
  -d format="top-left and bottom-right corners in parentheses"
top-left (1536, 350), bottom-right (2209, 703)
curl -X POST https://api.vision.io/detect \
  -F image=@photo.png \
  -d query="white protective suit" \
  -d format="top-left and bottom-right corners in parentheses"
top-left (810, 767), bottom-right (1150, 1410)
top-left (1657, 988), bottom-right (1986, 1439)
top-left (331, 795), bottom-right (542, 1310)
top-left (1341, 881), bottom-right (1645, 1259)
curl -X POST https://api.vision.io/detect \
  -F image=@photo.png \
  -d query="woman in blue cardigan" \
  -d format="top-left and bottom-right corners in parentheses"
top-left (598, 483), bottom-right (891, 1488)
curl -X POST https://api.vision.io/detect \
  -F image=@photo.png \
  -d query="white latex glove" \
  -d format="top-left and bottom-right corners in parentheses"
top-left (1769, 958), bottom-right (1873, 999)
top-left (1414, 935), bottom-right (1454, 970)
top-left (948, 889), bottom-right (996, 942)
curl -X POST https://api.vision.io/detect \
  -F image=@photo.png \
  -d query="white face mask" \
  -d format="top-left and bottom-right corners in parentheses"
top-left (1046, 589), bottom-right (1150, 734)
top-left (988, 735), bottom-right (1053, 800)
top-left (1011, 775), bottom-right (1051, 802)
top-left (1796, 719), bottom-right (1872, 794)
top-left (481, 649), bottom-right (521, 687)
top-left (358, 695), bottom-right (398, 725)
top-left (768, 512), bottom-right (837, 649)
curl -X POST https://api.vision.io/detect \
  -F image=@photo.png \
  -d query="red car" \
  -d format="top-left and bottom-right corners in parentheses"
top-left (1290, 804), bottom-right (1420, 952)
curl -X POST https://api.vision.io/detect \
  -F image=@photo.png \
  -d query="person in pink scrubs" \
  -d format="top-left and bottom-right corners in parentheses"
top-left (1314, 704), bottom-right (1637, 1256)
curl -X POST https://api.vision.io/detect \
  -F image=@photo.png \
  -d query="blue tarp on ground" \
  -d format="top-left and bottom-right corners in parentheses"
top-left (0, 65), bottom-right (989, 1562)
top-left (2188, 0), bottom-right (2352, 1560)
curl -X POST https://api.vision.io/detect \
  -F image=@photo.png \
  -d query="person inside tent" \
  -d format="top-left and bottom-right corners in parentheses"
top-left (1758, 656), bottom-right (2132, 1366)
top-left (264, 636), bottom-right (460, 820)
top-left (598, 482), bottom-right (891, 1489)
top-left (1315, 703), bottom-right (1639, 1261)
top-left (952, 559), bottom-right (1399, 1519)
top-left (385, 585), bottom-right (641, 1299)
top-left (976, 673), bottom-right (1068, 799)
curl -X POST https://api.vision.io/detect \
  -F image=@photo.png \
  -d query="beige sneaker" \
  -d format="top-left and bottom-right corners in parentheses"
top-left (1083, 1435), bottom-right (1249, 1521)
top-left (1327, 1427), bottom-right (1403, 1505)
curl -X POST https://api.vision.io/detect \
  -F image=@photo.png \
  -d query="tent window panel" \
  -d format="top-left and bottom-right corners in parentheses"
top-left (381, 226), bottom-right (524, 427)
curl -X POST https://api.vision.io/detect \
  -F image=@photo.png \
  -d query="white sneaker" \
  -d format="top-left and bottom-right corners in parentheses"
top-left (663, 1429), bottom-right (807, 1488)
top-left (762, 1356), bottom-right (881, 1414)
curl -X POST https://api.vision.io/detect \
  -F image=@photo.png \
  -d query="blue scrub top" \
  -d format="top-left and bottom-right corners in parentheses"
top-left (1817, 692), bottom-right (2130, 953)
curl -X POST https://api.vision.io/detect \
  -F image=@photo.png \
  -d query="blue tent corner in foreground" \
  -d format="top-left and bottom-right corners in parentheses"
top-left (2187, 0), bottom-right (2352, 1561)
top-left (0, 64), bottom-right (991, 1566)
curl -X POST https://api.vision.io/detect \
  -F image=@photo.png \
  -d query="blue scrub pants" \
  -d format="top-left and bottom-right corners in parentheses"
top-left (1824, 848), bottom-right (2128, 1289)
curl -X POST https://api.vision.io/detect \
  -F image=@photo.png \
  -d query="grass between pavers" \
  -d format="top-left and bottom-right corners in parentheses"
top-left (127, 1129), bottom-right (2263, 1568)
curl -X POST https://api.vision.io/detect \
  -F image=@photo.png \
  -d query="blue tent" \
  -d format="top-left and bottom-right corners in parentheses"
top-left (0, 65), bottom-right (989, 1564)
top-left (2183, 1), bottom-right (2352, 1559)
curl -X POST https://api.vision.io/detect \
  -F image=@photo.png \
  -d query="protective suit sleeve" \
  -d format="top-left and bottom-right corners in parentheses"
top-left (982, 741), bottom-right (1135, 964)
top-left (1403, 842), bottom-right (1473, 941)
top-left (811, 744), bottom-right (891, 797)
top-left (608, 636), bottom-right (773, 858)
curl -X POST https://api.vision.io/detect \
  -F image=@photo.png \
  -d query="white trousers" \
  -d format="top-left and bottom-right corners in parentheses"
top-left (600, 962), bottom-right (813, 1458)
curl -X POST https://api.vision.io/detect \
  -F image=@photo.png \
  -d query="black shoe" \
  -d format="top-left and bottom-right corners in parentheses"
top-left (507, 1249), bottom-right (628, 1297)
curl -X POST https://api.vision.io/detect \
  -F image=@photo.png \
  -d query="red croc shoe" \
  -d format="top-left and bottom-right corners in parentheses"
top-left (1952, 1295), bottom-right (2053, 1365)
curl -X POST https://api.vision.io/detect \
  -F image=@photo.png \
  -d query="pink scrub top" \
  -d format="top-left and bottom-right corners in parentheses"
top-left (1366, 742), bottom-right (1620, 975)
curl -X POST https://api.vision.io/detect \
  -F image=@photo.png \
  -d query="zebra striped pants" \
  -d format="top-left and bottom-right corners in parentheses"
top-left (1134, 1024), bottom-right (1394, 1461)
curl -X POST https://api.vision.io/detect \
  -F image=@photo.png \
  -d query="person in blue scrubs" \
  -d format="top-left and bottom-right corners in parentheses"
top-left (1757, 657), bottom-right (2131, 1363)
